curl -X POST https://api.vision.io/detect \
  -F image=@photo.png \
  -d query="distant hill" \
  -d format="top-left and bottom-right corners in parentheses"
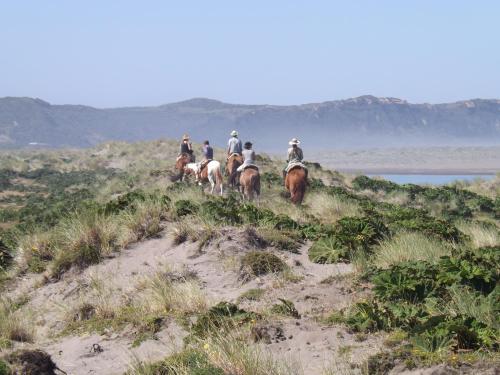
top-left (0, 96), bottom-right (499, 151)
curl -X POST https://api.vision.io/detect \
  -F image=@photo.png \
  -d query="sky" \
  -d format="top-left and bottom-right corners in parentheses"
top-left (1, 1), bottom-right (499, 108)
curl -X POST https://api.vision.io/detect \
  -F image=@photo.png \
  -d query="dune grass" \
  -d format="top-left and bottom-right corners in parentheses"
top-left (455, 220), bottom-right (500, 248)
top-left (373, 231), bottom-right (452, 269)
top-left (0, 297), bottom-right (34, 347)
top-left (306, 192), bottom-right (362, 224)
top-left (149, 272), bottom-right (208, 315)
top-left (199, 330), bottom-right (301, 375)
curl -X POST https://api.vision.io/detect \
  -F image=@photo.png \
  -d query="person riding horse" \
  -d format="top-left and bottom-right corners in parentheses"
top-left (283, 138), bottom-right (305, 180)
top-left (227, 130), bottom-right (242, 157)
top-left (196, 140), bottom-right (214, 182)
top-left (237, 141), bottom-right (257, 172)
top-left (179, 134), bottom-right (195, 162)
top-left (284, 138), bottom-right (308, 204)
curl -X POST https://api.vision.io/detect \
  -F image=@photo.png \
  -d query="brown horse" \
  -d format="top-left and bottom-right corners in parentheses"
top-left (173, 153), bottom-right (192, 181)
top-left (285, 166), bottom-right (307, 204)
top-left (225, 154), bottom-right (243, 188)
top-left (239, 167), bottom-right (260, 201)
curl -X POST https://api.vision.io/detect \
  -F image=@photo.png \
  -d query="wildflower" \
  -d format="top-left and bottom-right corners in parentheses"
top-left (203, 343), bottom-right (210, 350)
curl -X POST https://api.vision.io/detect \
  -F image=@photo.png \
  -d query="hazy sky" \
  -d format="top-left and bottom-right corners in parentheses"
top-left (1, 1), bottom-right (499, 107)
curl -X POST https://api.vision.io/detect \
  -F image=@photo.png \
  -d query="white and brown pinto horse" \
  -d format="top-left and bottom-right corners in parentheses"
top-left (184, 161), bottom-right (224, 195)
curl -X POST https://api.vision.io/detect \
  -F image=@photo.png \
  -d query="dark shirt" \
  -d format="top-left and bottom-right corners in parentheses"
top-left (202, 145), bottom-right (213, 160)
top-left (180, 142), bottom-right (192, 154)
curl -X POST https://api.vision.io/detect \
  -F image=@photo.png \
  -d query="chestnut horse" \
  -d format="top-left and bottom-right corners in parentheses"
top-left (173, 153), bottom-right (192, 181)
top-left (225, 154), bottom-right (243, 188)
top-left (239, 167), bottom-right (260, 201)
top-left (184, 161), bottom-right (224, 195)
top-left (285, 166), bottom-right (307, 204)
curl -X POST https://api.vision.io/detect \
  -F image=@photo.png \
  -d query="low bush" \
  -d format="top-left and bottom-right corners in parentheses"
top-left (270, 298), bottom-right (300, 319)
top-left (240, 251), bottom-right (286, 279)
top-left (333, 245), bottom-right (499, 354)
top-left (174, 199), bottom-right (199, 217)
top-left (309, 216), bottom-right (389, 263)
top-left (190, 302), bottom-right (259, 339)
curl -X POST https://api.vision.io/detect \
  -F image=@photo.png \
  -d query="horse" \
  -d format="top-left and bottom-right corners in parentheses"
top-left (225, 154), bottom-right (243, 189)
top-left (184, 161), bottom-right (224, 195)
top-left (285, 166), bottom-right (307, 204)
top-left (173, 153), bottom-right (192, 181)
top-left (239, 166), bottom-right (260, 201)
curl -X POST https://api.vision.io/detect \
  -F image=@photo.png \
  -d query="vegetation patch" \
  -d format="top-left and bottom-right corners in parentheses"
top-left (328, 245), bottom-right (499, 360)
top-left (240, 251), bottom-right (286, 280)
top-left (237, 288), bottom-right (266, 303)
top-left (190, 302), bottom-right (259, 340)
top-left (309, 216), bottom-right (389, 264)
top-left (270, 298), bottom-right (300, 319)
top-left (130, 348), bottom-right (224, 375)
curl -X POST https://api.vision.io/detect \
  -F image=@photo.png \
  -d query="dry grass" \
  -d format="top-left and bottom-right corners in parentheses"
top-left (373, 231), bottom-right (451, 269)
top-left (0, 297), bottom-right (34, 346)
top-left (306, 192), bottom-right (361, 223)
top-left (51, 212), bottom-right (121, 276)
top-left (455, 221), bottom-right (500, 248)
top-left (200, 330), bottom-right (302, 375)
top-left (149, 272), bottom-right (208, 315)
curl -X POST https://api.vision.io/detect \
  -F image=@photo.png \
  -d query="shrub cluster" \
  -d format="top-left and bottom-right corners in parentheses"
top-left (332, 246), bottom-right (499, 353)
top-left (309, 216), bottom-right (389, 263)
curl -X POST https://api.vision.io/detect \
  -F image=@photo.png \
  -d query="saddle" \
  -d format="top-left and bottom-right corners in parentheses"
top-left (241, 164), bottom-right (259, 171)
top-left (285, 162), bottom-right (307, 174)
top-left (227, 153), bottom-right (242, 161)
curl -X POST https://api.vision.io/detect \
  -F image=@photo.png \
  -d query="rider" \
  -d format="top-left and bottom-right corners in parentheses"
top-left (237, 141), bottom-right (256, 172)
top-left (283, 138), bottom-right (304, 180)
top-left (227, 130), bottom-right (243, 158)
top-left (179, 134), bottom-right (195, 162)
top-left (196, 140), bottom-right (214, 181)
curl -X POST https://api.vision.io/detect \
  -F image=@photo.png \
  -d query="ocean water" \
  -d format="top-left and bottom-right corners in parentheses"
top-left (368, 174), bottom-right (495, 185)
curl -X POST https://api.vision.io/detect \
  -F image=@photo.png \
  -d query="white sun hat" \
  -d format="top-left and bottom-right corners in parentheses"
top-left (288, 138), bottom-right (300, 145)
top-left (230, 130), bottom-right (238, 137)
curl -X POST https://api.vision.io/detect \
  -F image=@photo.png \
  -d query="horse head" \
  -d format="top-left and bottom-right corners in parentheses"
top-left (174, 153), bottom-right (192, 180)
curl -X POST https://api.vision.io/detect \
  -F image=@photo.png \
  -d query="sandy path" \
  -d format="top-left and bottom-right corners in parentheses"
top-left (5, 229), bottom-right (384, 375)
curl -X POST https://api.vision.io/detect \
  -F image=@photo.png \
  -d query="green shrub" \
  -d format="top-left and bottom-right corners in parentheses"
top-left (240, 251), bottom-right (286, 279)
top-left (338, 245), bottom-right (500, 352)
top-left (174, 200), bottom-right (199, 217)
top-left (190, 302), bottom-right (259, 339)
top-left (0, 360), bottom-right (9, 375)
top-left (261, 172), bottom-right (282, 187)
top-left (309, 216), bottom-right (389, 263)
top-left (352, 175), bottom-right (398, 192)
top-left (270, 299), bottom-right (300, 318)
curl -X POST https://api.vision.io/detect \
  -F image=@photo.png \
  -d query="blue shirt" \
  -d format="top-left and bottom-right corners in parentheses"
top-left (202, 144), bottom-right (213, 159)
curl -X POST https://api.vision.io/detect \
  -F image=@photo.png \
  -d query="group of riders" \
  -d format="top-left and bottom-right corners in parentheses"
top-left (178, 130), bottom-right (305, 183)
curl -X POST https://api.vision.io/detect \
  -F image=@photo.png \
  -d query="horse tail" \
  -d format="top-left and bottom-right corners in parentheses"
top-left (253, 172), bottom-right (261, 196)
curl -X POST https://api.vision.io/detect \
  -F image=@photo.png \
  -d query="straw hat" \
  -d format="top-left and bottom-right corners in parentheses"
top-left (288, 138), bottom-right (300, 145)
top-left (230, 130), bottom-right (238, 137)
top-left (182, 134), bottom-right (190, 141)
